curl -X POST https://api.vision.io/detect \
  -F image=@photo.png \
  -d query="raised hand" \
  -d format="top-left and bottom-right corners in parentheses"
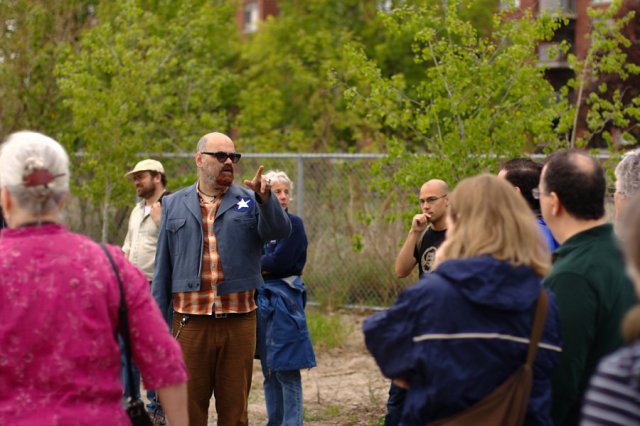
top-left (411, 213), bottom-right (431, 234)
top-left (243, 165), bottom-right (272, 203)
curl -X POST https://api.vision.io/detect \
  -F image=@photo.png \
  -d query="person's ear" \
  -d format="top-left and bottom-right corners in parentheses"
top-left (1, 187), bottom-right (11, 213)
top-left (1, 187), bottom-right (12, 223)
top-left (195, 152), bottom-right (204, 168)
top-left (549, 192), bottom-right (561, 216)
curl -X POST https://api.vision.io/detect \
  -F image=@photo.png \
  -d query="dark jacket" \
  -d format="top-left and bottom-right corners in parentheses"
top-left (256, 278), bottom-right (316, 372)
top-left (543, 224), bottom-right (636, 425)
top-left (363, 256), bottom-right (562, 426)
top-left (261, 212), bottom-right (307, 278)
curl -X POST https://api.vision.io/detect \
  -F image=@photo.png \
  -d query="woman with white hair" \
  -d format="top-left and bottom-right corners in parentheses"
top-left (256, 170), bottom-right (316, 426)
top-left (0, 131), bottom-right (188, 425)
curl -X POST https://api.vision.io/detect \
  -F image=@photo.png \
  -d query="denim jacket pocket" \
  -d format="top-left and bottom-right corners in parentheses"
top-left (166, 218), bottom-right (186, 232)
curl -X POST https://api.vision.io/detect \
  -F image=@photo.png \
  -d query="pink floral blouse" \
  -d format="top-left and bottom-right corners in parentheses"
top-left (0, 224), bottom-right (188, 425)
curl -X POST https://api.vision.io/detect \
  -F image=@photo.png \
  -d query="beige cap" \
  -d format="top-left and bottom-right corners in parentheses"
top-left (125, 159), bottom-right (165, 178)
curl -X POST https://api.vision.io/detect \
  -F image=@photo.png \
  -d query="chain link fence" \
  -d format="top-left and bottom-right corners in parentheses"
top-left (233, 154), bottom-right (417, 309)
top-left (66, 151), bottom-right (621, 309)
top-left (68, 153), bottom-right (421, 309)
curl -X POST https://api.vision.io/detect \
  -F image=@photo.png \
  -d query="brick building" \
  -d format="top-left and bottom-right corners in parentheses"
top-left (236, 0), bottom-right (279, 34)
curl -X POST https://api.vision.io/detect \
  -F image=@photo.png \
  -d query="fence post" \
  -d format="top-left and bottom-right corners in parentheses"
top-left (297, 155), bottom-right (304, 218)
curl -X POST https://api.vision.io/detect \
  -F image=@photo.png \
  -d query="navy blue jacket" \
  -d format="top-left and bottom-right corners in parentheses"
top-left (261, 212), bottom-right (307, 278)
top-left (363, 256), bottom-right (562, 426)
top-left (256, 278), bottom-right (316, 372)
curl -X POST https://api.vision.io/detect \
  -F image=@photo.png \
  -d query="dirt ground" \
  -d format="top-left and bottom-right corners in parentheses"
top-left (207, 314), bottom-right (389, 425)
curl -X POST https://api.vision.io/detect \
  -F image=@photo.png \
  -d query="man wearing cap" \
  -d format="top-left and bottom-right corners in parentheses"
top-left (122, 158), bottom-right (168, 422)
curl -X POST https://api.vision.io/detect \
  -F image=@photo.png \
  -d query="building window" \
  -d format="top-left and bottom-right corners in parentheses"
top-left (499, 0), bottom-right (521, 10)
top-left (244, 1), bottom-right (259, 33)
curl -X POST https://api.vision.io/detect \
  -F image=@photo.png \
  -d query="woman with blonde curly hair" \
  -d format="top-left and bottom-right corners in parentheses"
top-left (364, 173), bottom-right (562, 425)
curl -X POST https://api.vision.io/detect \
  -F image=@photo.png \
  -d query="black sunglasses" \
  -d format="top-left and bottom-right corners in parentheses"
top-left (200, 151), bottom-right (242, 164)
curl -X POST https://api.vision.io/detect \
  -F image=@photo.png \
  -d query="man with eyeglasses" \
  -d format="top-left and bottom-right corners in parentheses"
top-left (538, 149), bottom-right (635, 426)
top-left (152, 132), bottom-right (291, 426)
top-left (395, 179), bottom-right (449, 280)
top-left (387, 179), bottom-right (448, 426)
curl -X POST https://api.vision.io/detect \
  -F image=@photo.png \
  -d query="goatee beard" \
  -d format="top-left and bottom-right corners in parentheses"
top-left (216, 173), bottom-right (233, 187)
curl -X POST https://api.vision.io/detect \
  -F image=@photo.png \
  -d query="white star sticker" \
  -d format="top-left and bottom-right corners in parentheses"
top-left (236, 198), bottom-right (250, 209)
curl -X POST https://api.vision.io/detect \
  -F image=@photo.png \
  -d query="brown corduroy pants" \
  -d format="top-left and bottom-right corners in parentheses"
top-left (172, 311), bottom-right (257, 426)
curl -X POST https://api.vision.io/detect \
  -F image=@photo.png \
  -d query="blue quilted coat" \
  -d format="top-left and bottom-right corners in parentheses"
top-left (256, 277), bottom-right (316, 372)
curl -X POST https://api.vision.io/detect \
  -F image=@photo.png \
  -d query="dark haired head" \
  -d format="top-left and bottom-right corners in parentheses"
top-left (150, 171), bottom-right (167, 187)
top-left (542, 150), bottom-right (605, 220)
top-left (500, 158), bottom-right (543, 212)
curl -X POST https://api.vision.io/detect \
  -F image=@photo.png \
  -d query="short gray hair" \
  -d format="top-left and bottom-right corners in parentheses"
top-left (263, 169), bottom-right (293, 191)
top-left (0, 131), bottom-right (69, 216)
top-left (615, 148), bottom-right (640, 198)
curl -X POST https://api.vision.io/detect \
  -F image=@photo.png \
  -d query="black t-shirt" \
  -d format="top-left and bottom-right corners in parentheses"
top-left (413, 227), bottom-right (447, 278)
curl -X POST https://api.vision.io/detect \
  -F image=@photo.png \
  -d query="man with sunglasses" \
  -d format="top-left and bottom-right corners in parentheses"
top-left (152, 132), bottom-right (291, 426)
top-left (387, 179), bottom-right (448, 426)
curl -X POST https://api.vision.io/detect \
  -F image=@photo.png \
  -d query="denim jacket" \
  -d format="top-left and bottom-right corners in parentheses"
top-left (152, 182), bottom-right (291, 322)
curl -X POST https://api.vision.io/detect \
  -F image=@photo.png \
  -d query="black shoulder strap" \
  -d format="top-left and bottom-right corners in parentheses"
top-left (100, 243), bottom-right (137, 399)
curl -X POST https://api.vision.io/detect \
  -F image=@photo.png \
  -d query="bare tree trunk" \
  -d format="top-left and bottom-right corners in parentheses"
top-left (101, 179), bottom-right (112, 243)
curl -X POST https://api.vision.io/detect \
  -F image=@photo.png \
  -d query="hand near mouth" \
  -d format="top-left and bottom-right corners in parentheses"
top-left (243, 165), bottom-right (272, 203)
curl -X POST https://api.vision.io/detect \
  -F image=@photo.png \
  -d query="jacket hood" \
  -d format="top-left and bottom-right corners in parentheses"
top-left (434, 255), bottom-right (542, 311)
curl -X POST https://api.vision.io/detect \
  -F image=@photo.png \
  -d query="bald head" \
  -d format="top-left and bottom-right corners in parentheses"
top-left (197, 132), bottom-right (233, 152)
top-left (195, 131), bottom-right (236, 191)
top-left (422, 179), bottom-right (449, 194)
top-left (418, 179), bottom-right (449, 229)
top-left (541, 149), bottom-right (605, 220)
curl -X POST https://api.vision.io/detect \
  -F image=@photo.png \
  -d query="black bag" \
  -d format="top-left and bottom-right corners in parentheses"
top-left (101, 244), bottom-right (154, 426)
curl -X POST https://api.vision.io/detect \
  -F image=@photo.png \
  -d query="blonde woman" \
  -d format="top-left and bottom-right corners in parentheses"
top-left (363, 174), bottom-right (562, 425)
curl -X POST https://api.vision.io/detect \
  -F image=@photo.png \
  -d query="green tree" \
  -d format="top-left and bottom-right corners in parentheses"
top-left (56, 0), bottom-right (240, 241)
top-left (235, 0), bottom-right (393, 152)
top-left (343, 1), bottom-right (564, 199)
top-left (558, 0), bottom-right (640, 148)
top-left (0, 0), bottom-right (97, 139)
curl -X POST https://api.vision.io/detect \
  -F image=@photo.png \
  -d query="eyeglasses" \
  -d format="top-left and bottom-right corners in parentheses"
top-left (200, 151), bottom-right (242, 164)
top-left (419, 194), bottom-right (447, 205)
top-left (532, 188), bottom-right (541, 200)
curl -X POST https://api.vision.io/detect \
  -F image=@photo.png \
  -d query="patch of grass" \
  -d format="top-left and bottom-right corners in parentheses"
top-left (306, 309), bottom-right (352, 350)
top-left (323, 405), bottom-right (342, 417)
top-left (371, 415), bottom-right (385, 426)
